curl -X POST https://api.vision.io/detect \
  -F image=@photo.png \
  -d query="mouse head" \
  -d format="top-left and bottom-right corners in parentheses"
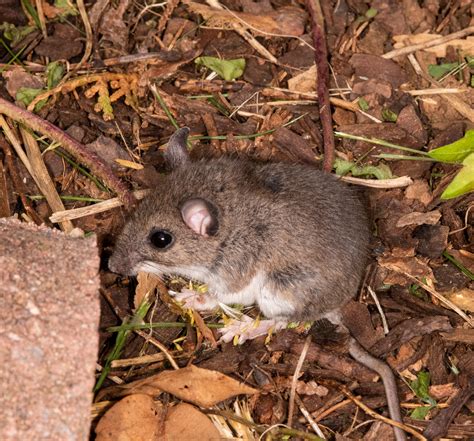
top-left (108, 128), bottom-right (223, 278)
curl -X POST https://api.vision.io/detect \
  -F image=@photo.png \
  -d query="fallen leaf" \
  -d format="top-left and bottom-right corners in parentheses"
top-left (296, 380), bottom-right (329, 396)
top-left (135, 272), bottom-right (161, 308)
top-left (192, 309), bottom-right (218, 348)
top-left (95, 394), bottom-right (161, 441)
top-left (184, 1), bottom-right (306, 37)
top-left (119, 365), bottom-right (257, 407)
top-left (287, 65), bottom-right (317, 93)
top-left (444, 289), bottom-right (474, 313)
top-left (3, 68), bottom-right (44, 99)
top-left (164, 403), bottom-right (221, 441)
top-left (378, 256), bottom-right (435, 285)
top-left (405, 179), bottom-right (432, 206)
top-left (396, 210), bottom-right (441, 227)
top-left (195, 56), bottom-right (245, 81)
top-left (429, 383), bottom-right (458, 400)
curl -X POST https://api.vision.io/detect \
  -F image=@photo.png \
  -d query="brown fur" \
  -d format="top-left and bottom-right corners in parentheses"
top-left (109, 128), bottom-right (371, 321)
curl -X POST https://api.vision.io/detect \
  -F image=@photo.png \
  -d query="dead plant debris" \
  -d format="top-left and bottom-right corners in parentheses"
top-left (0, 0), bottom-right (473, 440)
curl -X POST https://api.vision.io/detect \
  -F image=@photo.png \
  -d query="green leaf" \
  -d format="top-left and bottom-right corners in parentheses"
top-left (428, 62), bottom-right (459, 80)
top-left (16, 87), bottom-right (43, 106)
top-left (195, 56), bottom-right (245, 81)
top-left (410, 405), bottom-right (433, 420)
top-left (358, 97), bottom-right (369, 111)
top-left (427, 130), bottom-right (474, 163)
top-left (334, 158), bottom-right (393, 180)
top-left (441, 152), bottom-right (474, 199)
top-left (365, 7), bottom-right (378, 18)
top-left (411, 371), bottom-right (437, 406)
top-left (46, 61), bottom-right (64, 89)
top-left (0, 23), bottom-right (36, 46)
top-left (17, 87), bottom-right (48, 111)
top-left (54, 0), bottom-right (79, 19)
top-left (382, 108), bottom-right (398, 122)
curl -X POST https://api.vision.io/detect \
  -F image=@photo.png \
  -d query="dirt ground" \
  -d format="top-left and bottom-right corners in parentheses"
top-left (0, 0), bottom-right (473, 440)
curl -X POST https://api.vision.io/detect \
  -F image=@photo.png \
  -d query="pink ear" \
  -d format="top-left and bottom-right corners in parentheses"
top-left (181, 199), bottom-right (215, 236)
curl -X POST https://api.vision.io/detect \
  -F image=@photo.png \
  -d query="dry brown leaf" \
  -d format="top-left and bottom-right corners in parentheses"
top-left (393, 34), bottom-right (474, 58)
top-left (184, 1), bottom-right (306, 36)
top-left (287, 65), bottom-right (317, 93)
top-left (135, 272), bottom-right (161, 308)
top-left (296, 380), bottom-right (329, 396)
top-left (41, 1), bottom-right (64, 19)
top-left (3, 69), bottom-right (44, 99)
top-left (396, 210), bottom-right (441, 227)
top-left (119, 365), bottom-right (257, 407)
top-left (164, 403), bottom-right (221, 441)
top-left (444, 289), bottom-right (474, 313)
top-left (192, 309), bottom-right (218, 348)
top-left (378, 256), bottom-right (435, 285)
top-left (405, 179), bottom-right (432, 206)
top-left (429, 383), bottom-right (458, 400)
top-left (95, 394), bottom-right (161, 441)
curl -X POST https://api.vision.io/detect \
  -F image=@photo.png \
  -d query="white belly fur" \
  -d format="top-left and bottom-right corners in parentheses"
top-left (139, 262), bottom-right (296, 318)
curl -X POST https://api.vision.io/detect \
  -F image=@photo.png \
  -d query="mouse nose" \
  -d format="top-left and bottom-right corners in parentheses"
top-left (108, 249), bottom-right (141, 275)
top-left (107, 251), bottom-right (121, 274)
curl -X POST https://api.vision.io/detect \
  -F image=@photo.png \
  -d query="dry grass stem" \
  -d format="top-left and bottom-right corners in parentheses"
top-left (50, 189), bottom-right (149, 223)
top-left (383, 26), bottom-right (474, 59)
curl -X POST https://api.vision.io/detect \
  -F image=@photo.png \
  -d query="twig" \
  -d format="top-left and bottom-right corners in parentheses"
top-left (407, 88), bottom-right (463, 96)
top-left (338, 175), bottom-right (413, 188)
top-left (305, 0), bottom-right (335, 172)
top-left (448, 203), bottom-right (474, 235)
top-left (288, 335), bottom-right (311, 427)
top-left (76, 0), bottom-right (93, 69)
top-left (204, 0), bottom-right (278, 64)
top-left (111, 353), bottom-right (166, 368)
top-left (35, 0), bottom-right (48, 39)
top-left (395, 270), bottom-right (474, 327)
top-left (295, 394), bottom-right (326, 439)
top-left (50, 189), bottom-right (149, 223)
top-left (383, 26), bottom-right (474, 59)
top-left (0, 153), bottom-right (9, 217)
top-left (340, 386), bottom-right (426, 441)
top-left (134, 329), bottom-right (179, 370)
top-left (367, 286), bottom-right (389, 334)
top-left (20, 128), bottom-right (74, 232)
top-left (0, 97), bottom-right (135, 206)
top-left (0, 135), bottom-right (42, 224)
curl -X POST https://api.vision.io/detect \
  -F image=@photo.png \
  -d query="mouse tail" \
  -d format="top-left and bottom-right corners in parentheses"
top-left (348, 337), bottom-right (407, 441)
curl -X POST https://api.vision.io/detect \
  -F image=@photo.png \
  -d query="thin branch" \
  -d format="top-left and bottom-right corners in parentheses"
top-left (305, 0), bottom-right (335, 172)
top-left (0, 97), bottom-right (135, 206)
top-left (383, 26), bottom-right (474, 59)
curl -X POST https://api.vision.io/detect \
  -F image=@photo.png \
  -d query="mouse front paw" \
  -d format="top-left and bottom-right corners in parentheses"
top-left (170, 288), bottom-right (220, 311)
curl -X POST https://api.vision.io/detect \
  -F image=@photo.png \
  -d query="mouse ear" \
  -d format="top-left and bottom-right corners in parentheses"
top-left (181, 198), bottom-right (219, 237)
top-left (164, 127), bottom-right (190, 169)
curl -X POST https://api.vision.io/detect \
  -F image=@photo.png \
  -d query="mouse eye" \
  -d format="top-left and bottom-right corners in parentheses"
top-left (149, 229), bottom-right (174, 249)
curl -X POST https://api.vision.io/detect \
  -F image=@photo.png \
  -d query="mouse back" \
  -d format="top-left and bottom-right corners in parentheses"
top-left (109, 128), bottom-right (371, 320)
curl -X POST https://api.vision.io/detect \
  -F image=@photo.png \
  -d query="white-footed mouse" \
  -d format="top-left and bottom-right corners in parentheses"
top-left (109, 128), bottom-right (406, 440)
